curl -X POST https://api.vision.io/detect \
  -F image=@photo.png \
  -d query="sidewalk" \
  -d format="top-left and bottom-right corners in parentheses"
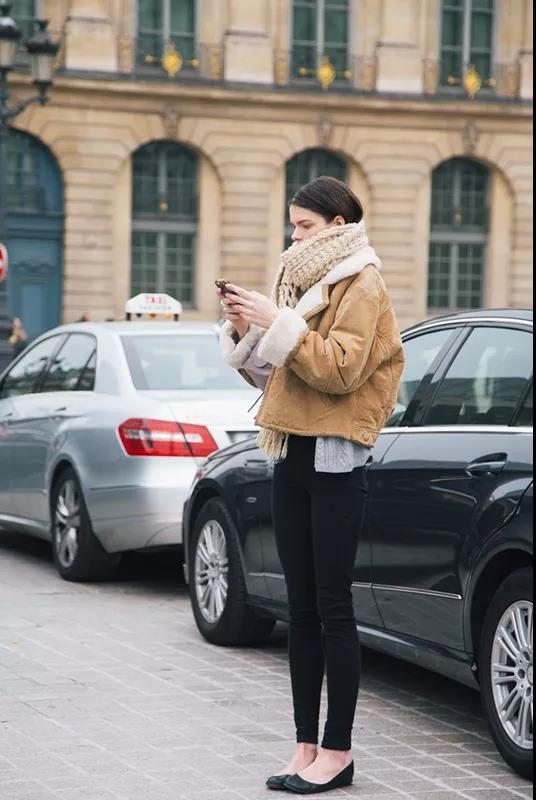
top-left (0, 530), bottom-right (532, 800)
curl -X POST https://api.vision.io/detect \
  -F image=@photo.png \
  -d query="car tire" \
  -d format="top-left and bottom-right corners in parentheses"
top-left (479, 567), bottom-right (533, 780)
top-left (51, 467), bottom-right (121, 582)
top-left (189, 498), bottom-right (276, 646)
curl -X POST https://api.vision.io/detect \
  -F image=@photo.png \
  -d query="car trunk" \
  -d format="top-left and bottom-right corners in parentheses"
top-left (140, 389), bottom-right (260, 450)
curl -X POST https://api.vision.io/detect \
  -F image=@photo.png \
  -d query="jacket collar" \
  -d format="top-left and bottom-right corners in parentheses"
top-left (294, 247), bottom-right (382, 321)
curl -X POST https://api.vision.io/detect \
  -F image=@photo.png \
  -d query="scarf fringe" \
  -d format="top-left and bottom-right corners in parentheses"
top-left (256, 428), bottom-right (289, 462)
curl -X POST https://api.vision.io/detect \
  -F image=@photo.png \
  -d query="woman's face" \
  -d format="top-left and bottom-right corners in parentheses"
top-left (289, 205), bottom-right (345, 243)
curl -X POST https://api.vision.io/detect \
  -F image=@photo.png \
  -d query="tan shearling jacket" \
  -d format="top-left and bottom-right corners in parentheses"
top-left (220, 262), bottom-right (405, 449)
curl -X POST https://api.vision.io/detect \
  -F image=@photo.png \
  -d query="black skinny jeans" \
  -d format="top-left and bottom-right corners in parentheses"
top-left (272, 435), bottom-right (368, 752)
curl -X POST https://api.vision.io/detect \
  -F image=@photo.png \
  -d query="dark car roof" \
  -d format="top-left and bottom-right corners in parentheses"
top-left (404, 308), bottom-right (533, 335)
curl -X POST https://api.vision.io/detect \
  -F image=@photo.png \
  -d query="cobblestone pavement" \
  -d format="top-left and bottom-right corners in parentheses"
top-left (0, 529), bottom-right (532, 800)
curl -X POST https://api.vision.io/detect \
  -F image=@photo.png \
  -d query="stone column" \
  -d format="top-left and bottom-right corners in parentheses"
top-left (376, 0), bottom-right (424, 94)
top-left (64, 0), bottom-right (118, 73)
top-left (224, 0), bottom-right (273, 84)
top-left (519, 0), bottom-right (533, 100)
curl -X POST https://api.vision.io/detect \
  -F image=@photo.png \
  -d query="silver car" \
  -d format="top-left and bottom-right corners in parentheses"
top-left (0, 321), bottom-right (259, 580)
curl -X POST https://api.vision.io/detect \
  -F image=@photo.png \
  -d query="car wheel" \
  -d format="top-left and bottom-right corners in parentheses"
top-left (189, 498), bottom-right (275, 646)
top-left (51, 467), bottom-right (121, 582)
top-left (479, 567), bottom-right (533, 780)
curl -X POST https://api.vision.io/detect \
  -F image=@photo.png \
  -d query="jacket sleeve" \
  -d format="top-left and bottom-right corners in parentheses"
top-left (219, 321), bottom-right (265, 389)
top-left (240, 342), bottom-right (272, 390)
top-left (220, 321), bottom-right (263, 368)
top-left (257, 280), bottom-right (383, 395)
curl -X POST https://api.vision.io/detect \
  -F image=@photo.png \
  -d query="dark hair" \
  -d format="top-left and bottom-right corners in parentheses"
top-left (290, 175), bottom-right (364, 224)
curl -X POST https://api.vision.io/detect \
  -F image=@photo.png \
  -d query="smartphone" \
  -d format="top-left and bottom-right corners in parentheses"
top-left (215, 279), bottom-right (230, 295)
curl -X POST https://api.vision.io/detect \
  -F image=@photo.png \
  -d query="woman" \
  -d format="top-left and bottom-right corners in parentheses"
top-left (219, 176), bottom-right (404, 795)
top-left (8, 317), bottom-right (28, 360)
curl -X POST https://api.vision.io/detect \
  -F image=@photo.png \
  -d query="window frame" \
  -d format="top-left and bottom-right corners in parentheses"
top-left (428, 158), bottom-right (490, 313)
top-left (15, 1), bottom-right (38, 41)
top-left (131, 141), bottom-right (198, 307)
top-left (0, 334), bottom-right (66, 400)
top-left (438, 0), bottom-right (498, 91)
top-left (417, 323), bottom-right (534, 430)
top-left (77, 350), bottom-right (97, 393)
top-left (289, 0), bottom-right (353, 84)
top-left (391, 325), bottom-right (467, 429)
top-left (135, 0), bottom-right (198, 76)
top-left (512, 378), bottom-right (534, 429)
top-left (284, 148), bottom-right (348, 246)
top-left (5, 129), bottom-right (64, 217)
top-left (14, 1), bottom-right (45, 66)
top-left (38, 333), bottom-right (98, 395)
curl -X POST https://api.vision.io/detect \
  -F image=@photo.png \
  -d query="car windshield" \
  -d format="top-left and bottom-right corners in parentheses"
top-left (122, 333), bottom-right (251, 391)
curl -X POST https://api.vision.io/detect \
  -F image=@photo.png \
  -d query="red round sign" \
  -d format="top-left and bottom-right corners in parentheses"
top-left (0, 243), bottom-right (8, 284)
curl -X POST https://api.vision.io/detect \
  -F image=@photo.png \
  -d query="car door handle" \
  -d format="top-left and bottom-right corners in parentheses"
top-left (1, 411), bottom-right (14, 421)
top-left (466, 454), bottom-right (508, 477)
top-left (53, 406), bottom-right (67, 413)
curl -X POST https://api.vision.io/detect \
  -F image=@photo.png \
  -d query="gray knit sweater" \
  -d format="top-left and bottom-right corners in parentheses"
top-left (243, 344), bottom-right (371, 474)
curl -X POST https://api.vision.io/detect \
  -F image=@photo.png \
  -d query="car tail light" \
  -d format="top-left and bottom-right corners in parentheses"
top-left (118, 418), bottom-right (218, 458)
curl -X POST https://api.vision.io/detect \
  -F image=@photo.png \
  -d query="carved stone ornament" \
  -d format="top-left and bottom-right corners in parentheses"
top-left (162, 108), bottom-right (180, 140)
top-left (358, 56), bottom-right (376, 93)
top-left (274, 49), bottom-right (288, 86)
top-left (463, 122), bottom-right (479, 155)
top-left (423, 59), bottom-right (438, 95)
top-left (118, 35), bottom-right (134, 74)
top-left (317, 116), bottom-right (333, 147)
top-left (498, 62), bottom-right (521, 99)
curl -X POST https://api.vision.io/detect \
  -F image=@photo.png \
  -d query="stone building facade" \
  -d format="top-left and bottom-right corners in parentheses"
top-left (3, 0), bottom-right (533, 336)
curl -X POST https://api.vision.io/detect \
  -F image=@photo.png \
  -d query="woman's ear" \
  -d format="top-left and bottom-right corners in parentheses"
top-left (334, 215), bottom-right (346, 226)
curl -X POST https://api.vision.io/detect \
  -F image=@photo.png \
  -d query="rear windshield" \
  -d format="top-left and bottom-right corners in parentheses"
top-left (122, 334), bottom-right (250, 391)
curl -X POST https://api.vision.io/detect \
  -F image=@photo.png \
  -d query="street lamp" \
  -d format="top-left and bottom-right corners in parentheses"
top-left (0, 1), bottom-right (59, 317)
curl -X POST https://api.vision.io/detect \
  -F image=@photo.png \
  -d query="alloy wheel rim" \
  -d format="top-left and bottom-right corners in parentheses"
top-left (54, 480), bottom-right (81, 569)
top-left (195, 520), bottom-right (229, 624)
top-left (491, 600), bottom-right (533, 750)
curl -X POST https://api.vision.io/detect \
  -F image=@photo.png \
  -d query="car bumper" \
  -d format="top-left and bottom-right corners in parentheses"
top-left (85, 461), bottom-right (197, 553)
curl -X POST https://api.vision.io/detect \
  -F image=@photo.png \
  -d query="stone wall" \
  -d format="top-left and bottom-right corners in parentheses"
top-left (8, 0), bottom-right (533, 328)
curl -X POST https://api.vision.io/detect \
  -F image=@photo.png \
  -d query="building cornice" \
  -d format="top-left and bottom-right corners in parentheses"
top-left (9, 72), bottom-right (534, 125)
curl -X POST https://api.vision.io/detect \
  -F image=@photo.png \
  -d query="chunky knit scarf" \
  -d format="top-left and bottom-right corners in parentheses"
top-left (257, 221), bottom-right (375, 461)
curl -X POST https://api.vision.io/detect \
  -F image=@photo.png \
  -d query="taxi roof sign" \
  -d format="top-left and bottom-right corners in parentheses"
top-left (125, 293), bottom-right (183, 320)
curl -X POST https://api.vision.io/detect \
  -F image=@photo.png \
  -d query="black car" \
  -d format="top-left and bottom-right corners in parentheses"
top-left (183, 309), bottom-right (534, 779)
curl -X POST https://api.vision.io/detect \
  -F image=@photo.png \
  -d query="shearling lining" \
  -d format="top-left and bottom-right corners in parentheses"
top-left (257, 307), bottom-right (309, 368)
top-left (219, 321), bottom-right (263, 369)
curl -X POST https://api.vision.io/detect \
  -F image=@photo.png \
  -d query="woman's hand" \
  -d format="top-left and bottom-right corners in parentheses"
top-left (217, 287), bottom-right (250, 340)
top-left (224, 285), bottom-right (278, 330)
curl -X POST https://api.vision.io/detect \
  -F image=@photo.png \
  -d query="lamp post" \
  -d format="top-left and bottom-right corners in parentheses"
top-left (0, 1), bottom-right (58, 320)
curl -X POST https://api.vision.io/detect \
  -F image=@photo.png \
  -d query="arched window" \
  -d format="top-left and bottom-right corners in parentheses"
top-left (5, 129), bottom-right (62, 215)
top-left (131, 142), bottom-right (198, 304)
top-left (137, 0), bottom-right (196, 74)
top-left (428, 158), bottom-right (490, 312)
top-left (284, 148), bottom-right (347, 246)
top-left (440, 0), bottom-right (496, 88)
top-left (291, 0), bottom-right (350, 83)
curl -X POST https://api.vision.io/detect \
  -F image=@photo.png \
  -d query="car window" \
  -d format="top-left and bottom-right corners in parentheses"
top-left (78, 351), bottom-right (97, 392)
top-left (514, 383), bottom-right (533, 428)
top-left (122, 334), bottom-right (250, 391)
top-left (385, 328), bottom-right (454, 427)
top-left (0, 336), bottom-right (63, 399)
top-left (424, 327), bottom-right (533, 427)
top-left (40, 334), bottom-right (97, 393)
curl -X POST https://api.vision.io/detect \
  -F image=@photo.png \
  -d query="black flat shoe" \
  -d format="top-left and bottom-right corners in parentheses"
top-left (266, 774), bottom-right (291, 791)
top-left (283, 762), bottom-right (354, 795)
